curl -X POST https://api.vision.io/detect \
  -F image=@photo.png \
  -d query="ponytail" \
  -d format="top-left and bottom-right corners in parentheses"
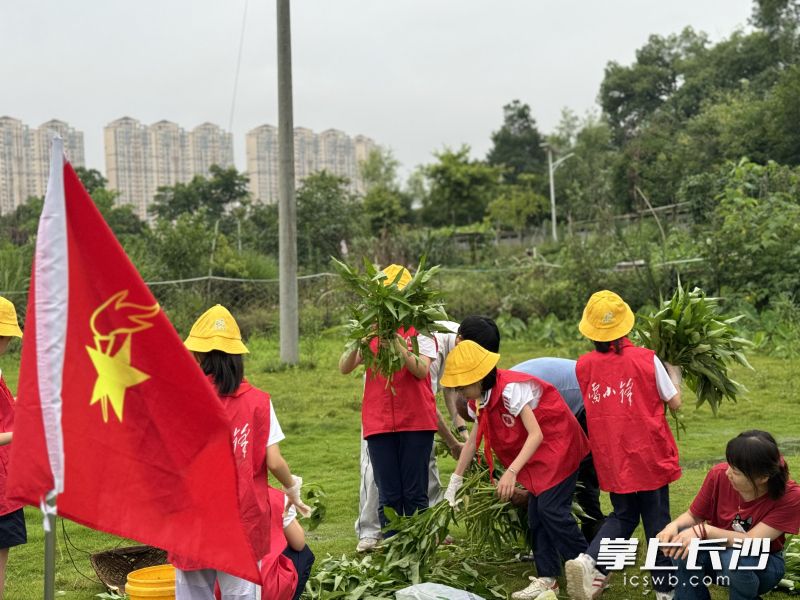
top-left (481, 367), bottom-right (497, 394)
top-left (726, 430), bottom-right (789, 500)
top-left (594, 339), bottom-right (623, 354)
top-left (767, 458), bottom-right (790, 501)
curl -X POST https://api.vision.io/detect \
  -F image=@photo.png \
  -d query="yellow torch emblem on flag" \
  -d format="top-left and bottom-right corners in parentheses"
top-left (86, 290), bottom-right (160, 423)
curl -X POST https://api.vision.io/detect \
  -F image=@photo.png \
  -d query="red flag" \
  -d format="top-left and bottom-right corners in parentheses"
top-left (7, 139), bottom-right (263, 583)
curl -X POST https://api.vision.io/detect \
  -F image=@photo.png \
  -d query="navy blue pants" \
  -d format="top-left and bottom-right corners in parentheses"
top-left (575, 410), bottom-right (605, 542)
top-left (587, 485), bottom-right (673, 592)
top-left (528, 470), bottom-right (588, 578)
top-left (674, 546), bottom-right (784, 600)
top-left (367, 430), bottom-right (433, 530)
top-left (282, 544), bottom-right (315, 600)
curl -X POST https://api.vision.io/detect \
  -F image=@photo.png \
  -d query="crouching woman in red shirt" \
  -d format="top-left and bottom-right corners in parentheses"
top-left (658, 430), bottom-right (800, 600)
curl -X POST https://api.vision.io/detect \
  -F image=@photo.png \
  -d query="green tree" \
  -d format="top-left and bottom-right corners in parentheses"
top-left (422, 146), bottom-right (503, 227)
top-left (151, 165), bottom-right (250, 222)
top-left (752, 0), bottom-right (800, 35)
top-left (296, 171), bottom-right (361, 269)
top-left (600, 28), bottom-right (708, 142)
top-left (360, 148), bottom-right (411, 234)
top-left (487, 100), bottom-right (547, 183)
top-left (486, 174), bottom-right (548, 241)
top-left (703, 159), bottom-right (800, 306)
top-left (151, 211), bottom-right (215, 279)
top-left (74, 167), bottom-right (108, 195)
top-left (552, 114), bottom-right (617, 222)
top-left (243, 204), bottom-right (279, 256)
top-left (0, 197), bottom-right (43, 245)
top-left (765, 65), bottom-right (800, 164)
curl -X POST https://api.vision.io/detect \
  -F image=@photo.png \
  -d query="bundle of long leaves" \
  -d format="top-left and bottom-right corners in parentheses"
top-left (332, 257), bottom-right (450, 381)
top-left (453, 466), bottom-right (528, 553)
top-left (306, 466), bottom-right (521, 599)
top-left (634, 281), bottom-right (753, 415)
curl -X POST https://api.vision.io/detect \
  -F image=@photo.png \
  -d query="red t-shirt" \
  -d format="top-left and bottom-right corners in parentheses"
top-left (690, 462), bottom-right (800, 552)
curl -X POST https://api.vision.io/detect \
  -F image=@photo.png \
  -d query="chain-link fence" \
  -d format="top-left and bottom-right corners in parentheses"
top-left (1, 254), bottom-right (709, 341)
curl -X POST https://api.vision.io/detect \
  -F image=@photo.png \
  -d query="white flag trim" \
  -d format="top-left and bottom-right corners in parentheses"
top-left (34, 137), bottom-right (68, 494)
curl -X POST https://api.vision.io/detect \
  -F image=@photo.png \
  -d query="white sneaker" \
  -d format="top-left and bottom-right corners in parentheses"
top-left (565, 553), bottom-right (609, 600)
top-left (655, 592), bottom-right (674, 600)
top-left (355, 537), bottom-right (380, 552)
top-left (511, 576), bottom-right (559, 600)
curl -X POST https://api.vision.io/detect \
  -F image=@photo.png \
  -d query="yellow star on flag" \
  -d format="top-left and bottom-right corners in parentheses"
top-left (87, 336), bottom-right (150, 423)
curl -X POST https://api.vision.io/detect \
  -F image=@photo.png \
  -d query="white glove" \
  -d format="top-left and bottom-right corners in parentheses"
top-left (283, 474), bottom-right (312, 518)
top-left (444, 473), bottom-right (464, 508)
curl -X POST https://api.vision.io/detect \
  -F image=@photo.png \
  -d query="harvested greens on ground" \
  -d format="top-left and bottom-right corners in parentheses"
top-left (778, 535), bottom-right (800, 592)
top-left (307, 467), bottom-right (521, 599)
top-left (634, 281), bottom-right (753, 416)
top-left (333, 257), bottom-right (450, 381)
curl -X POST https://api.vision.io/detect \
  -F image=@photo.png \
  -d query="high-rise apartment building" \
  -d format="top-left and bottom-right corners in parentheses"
top-left (0, 116), bottom-right (85, 215)
top-left (190, 122), bottom-right (234, 176)
top-left (104, 117), bottom-right (151, 218)
top-left (293, 127), bottom-right (317, 183)
top-left (246, 125), bottom-right (378, 204)
top-left (104, 118), bottom-right (234, 219)
top-left (245, 125), bottom-right (280, 207)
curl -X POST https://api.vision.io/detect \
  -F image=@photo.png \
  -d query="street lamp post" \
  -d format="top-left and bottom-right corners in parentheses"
top-left (542, 144), bottom-right (574, 242)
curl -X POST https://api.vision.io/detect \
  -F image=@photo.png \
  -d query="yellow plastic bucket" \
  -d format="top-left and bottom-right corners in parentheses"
top-left (125, 564), bottom-right (176, 600)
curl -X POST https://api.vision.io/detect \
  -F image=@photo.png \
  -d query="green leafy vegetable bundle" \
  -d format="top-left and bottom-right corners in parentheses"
top-left (634, 281), bottom-right (753, 415)
top-left (332, 257), bottom-right (450, 380)
top-left (779, 535), bottom-right (799, 592)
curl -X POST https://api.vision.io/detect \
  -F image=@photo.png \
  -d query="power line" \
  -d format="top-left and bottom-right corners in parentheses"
top-left (228, 0), bottom-right (250, 133)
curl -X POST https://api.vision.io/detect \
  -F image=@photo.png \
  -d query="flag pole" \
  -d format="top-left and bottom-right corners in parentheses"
top-left (43, 492), bottom-right (57, 600)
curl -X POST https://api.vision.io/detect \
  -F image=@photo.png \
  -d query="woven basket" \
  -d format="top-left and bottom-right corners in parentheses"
top-left (90, 545), bottom-right (168, 593)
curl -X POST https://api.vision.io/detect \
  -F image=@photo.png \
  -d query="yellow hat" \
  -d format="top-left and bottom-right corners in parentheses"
top-left (382, 264), bottom-right (412, 290)
top-left (440, 340), bottom-right (500, 388)
top-left (184, 304), bottom-right (249, 354)
top-left (579, 290), bottom-right (635, 342)
top-left (0, 297), bottom-right (22, 338)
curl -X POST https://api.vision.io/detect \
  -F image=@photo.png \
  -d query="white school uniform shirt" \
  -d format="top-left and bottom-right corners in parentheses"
top-left (429, 320), bottom-right (460, 394)
top-left (466, 380), bottom-right (543, 419)
top-left (653, 356), bottom-right (678, 401)
top-left (268, 403), bottom-right (285, 447)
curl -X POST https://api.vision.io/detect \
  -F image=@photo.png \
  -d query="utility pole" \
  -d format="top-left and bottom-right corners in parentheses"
top-left (542, 143), bottom-right (574, 242)
top-left (277, 0), bottom-right (298, 363)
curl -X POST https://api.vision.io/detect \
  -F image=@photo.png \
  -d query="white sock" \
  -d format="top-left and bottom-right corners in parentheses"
top-left (539, 577), bottom-right (556, 586)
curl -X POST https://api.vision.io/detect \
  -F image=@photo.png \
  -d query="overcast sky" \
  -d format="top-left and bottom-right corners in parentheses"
top-left (1, 1), bottom-right (754, 178)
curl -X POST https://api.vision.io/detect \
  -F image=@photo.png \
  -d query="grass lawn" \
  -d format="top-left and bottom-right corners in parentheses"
top-left (1, 335), bottom-right (798, 599)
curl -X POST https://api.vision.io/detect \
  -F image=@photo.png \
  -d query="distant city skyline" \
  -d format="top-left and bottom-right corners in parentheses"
top-left (246, 125), bottom-right (376, 204)
top-left (104, 117), bottom-right (235, 219)
top-left (1, 1), bottom-right (754, 181)
top-left (0, 115), bottom-right (378, 217)
top-left (0, 116), bottom-right (84, 214)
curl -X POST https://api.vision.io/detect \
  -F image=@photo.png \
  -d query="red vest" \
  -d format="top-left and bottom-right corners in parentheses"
top-left (469, 370), bottom-right (589, 496)
top-left (576, 339), bottom-right (681, 493)
top-left (259, 488), bottom-right (298, 600)
top-left (172, 378), bottom-right (272, 571)
top-left (0, 376), bottom-right (23, 516)
top-left (362, 328), bottom-right (438, 438)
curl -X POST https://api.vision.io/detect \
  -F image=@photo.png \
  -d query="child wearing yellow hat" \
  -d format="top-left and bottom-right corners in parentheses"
top-left (172, 304), bottom-right (312, 600)
top-left (441, 340), bottom-right (590, 600)
top-left (565, 291), bottom-right (682, 600)
top-left (0, 297), bottom-right (26, 598)
top-left (340, 265), bottom-right (440, 535)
